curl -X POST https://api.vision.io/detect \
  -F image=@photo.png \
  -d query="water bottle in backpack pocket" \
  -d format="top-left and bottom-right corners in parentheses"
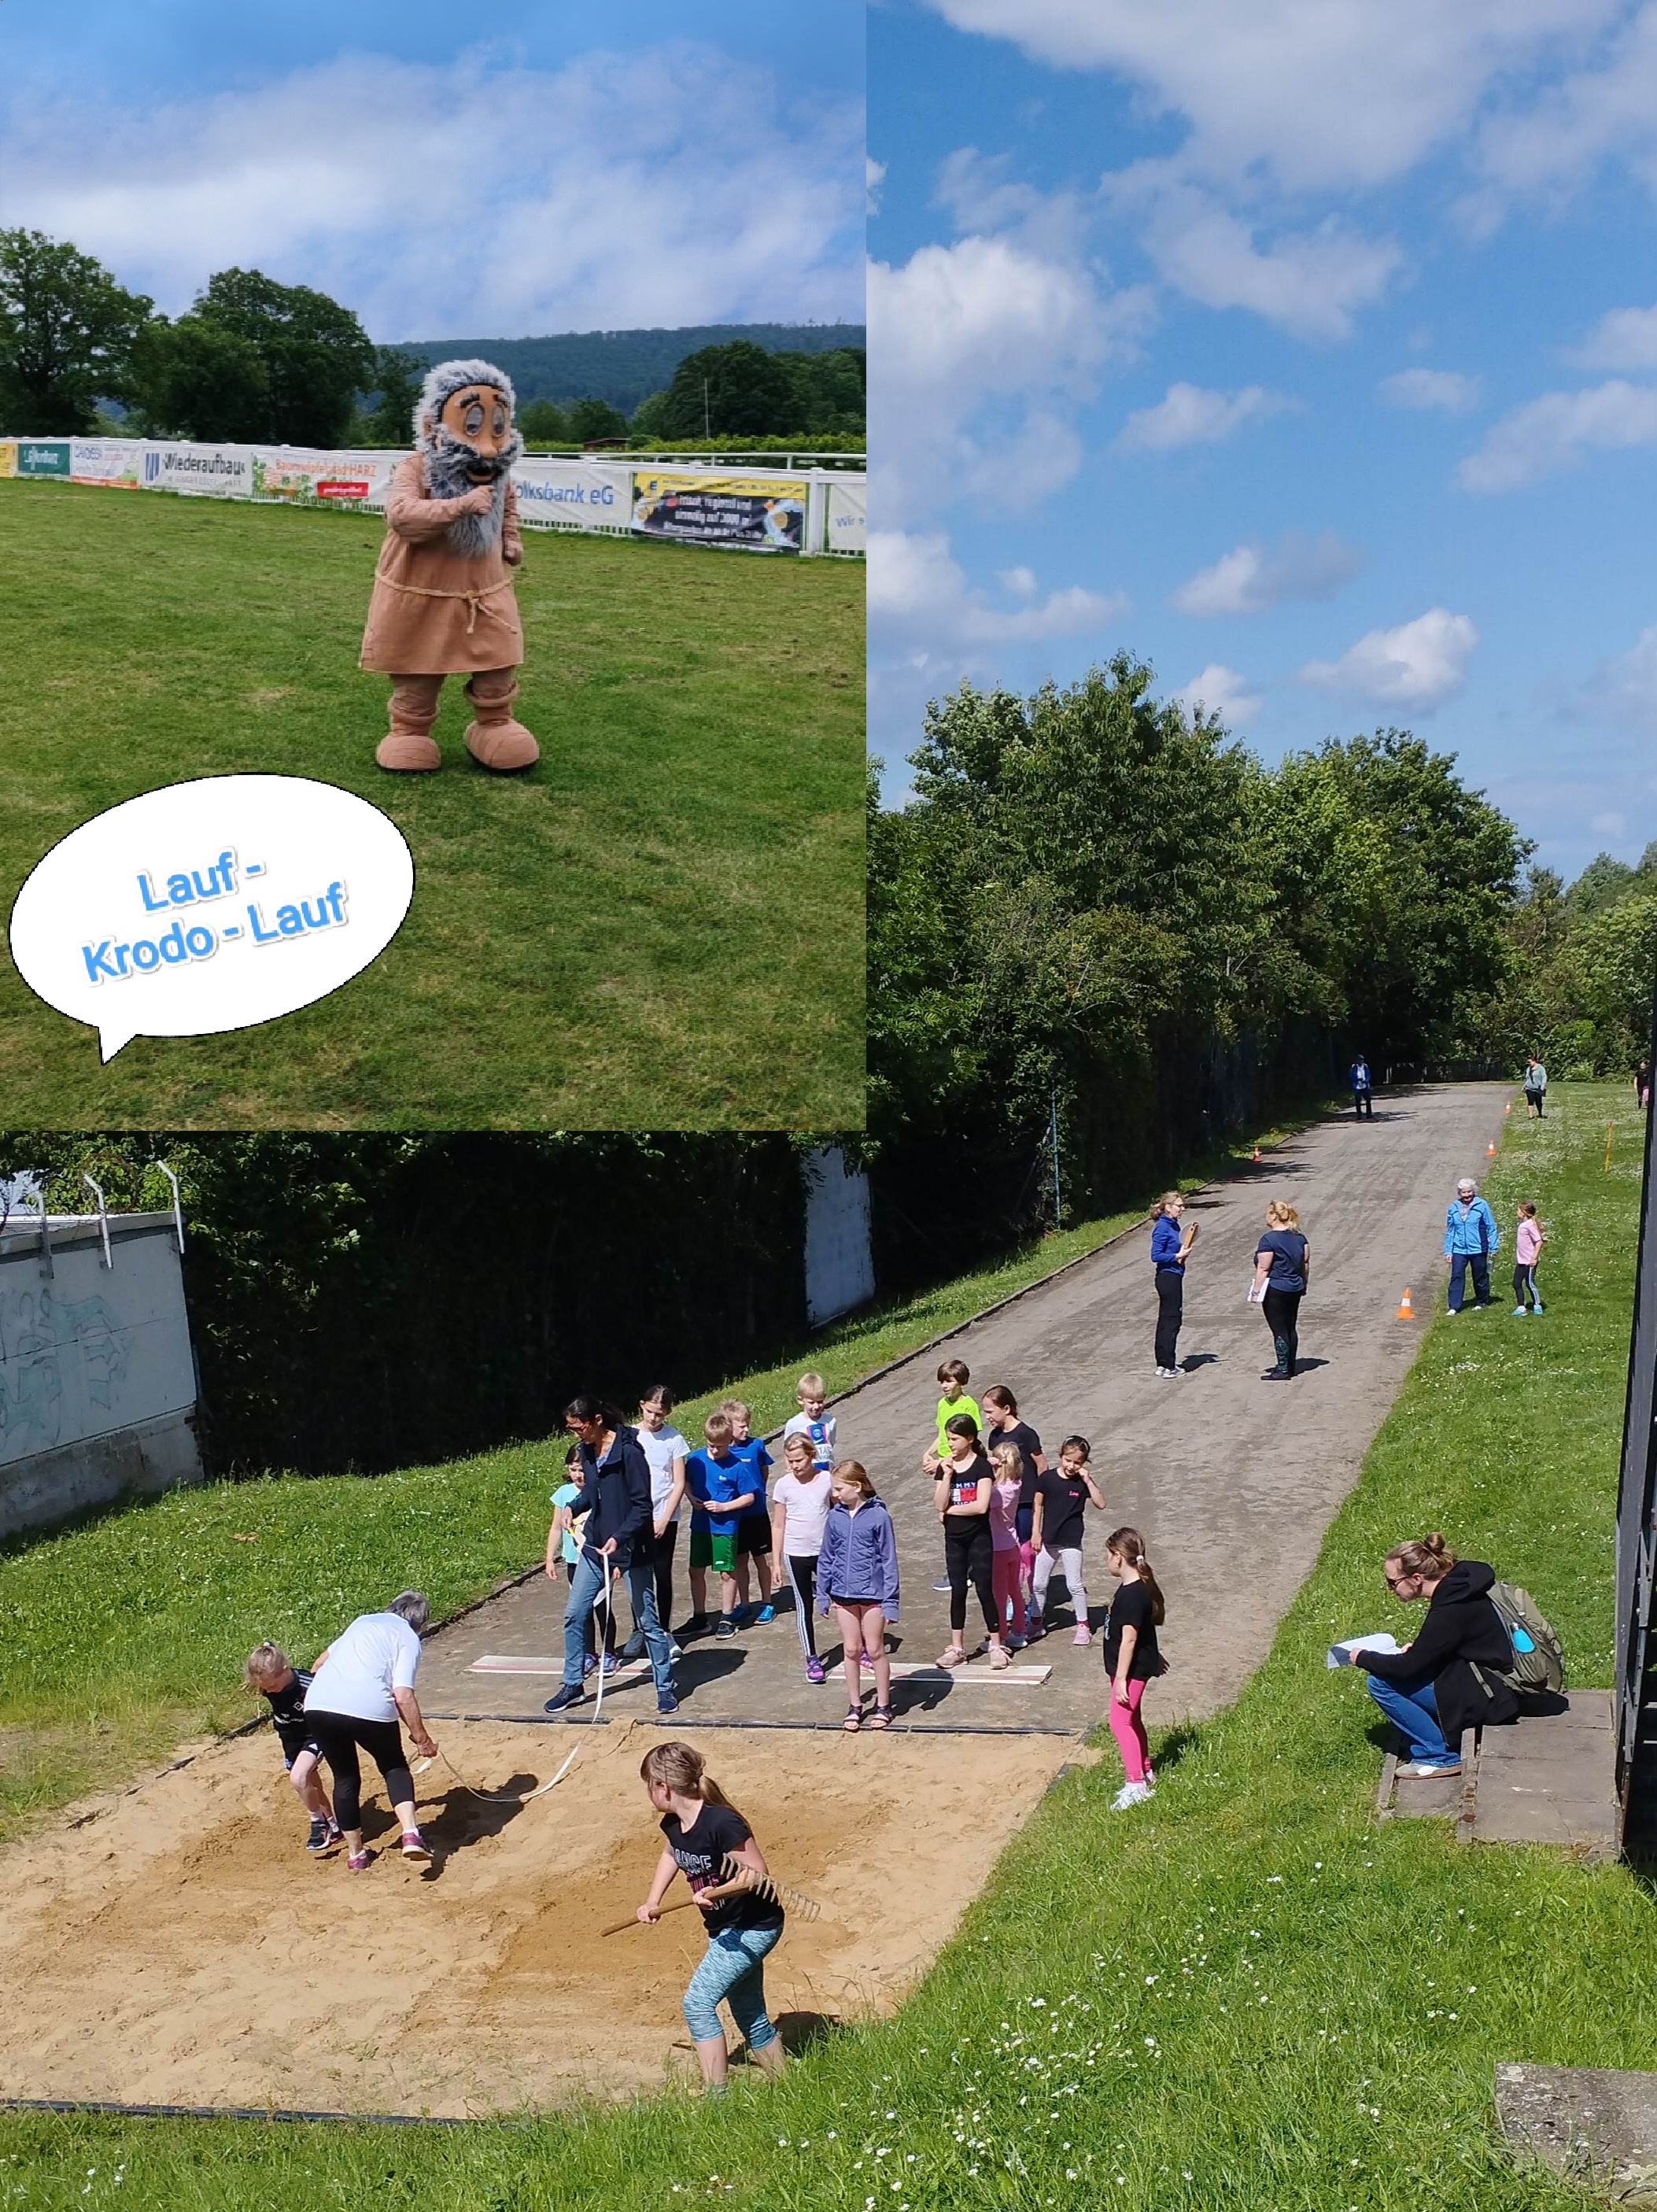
top-left (1486, 1581), bottom-right (1566, 1694)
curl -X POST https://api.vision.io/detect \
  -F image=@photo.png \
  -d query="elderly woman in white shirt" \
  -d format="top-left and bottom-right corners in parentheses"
top-left (304, 1590), bottom-right (438, 1871)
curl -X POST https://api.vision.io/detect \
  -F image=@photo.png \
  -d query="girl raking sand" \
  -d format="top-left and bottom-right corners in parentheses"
top-left (635, 1741), bottom-right (787, 2094)
top-left (1102, 1527), bottom-right (1165, 1810)
top-left (815, 1460), bottom-right (899, 1730)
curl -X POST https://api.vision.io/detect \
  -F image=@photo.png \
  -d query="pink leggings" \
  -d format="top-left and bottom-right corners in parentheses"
top-left (1106, 1676), bottom-right (1151, 1783)
top-left (992, 1547), bottom-right (1026, 1638)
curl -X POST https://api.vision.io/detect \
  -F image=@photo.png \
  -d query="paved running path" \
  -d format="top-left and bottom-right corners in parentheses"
top-left (420, 1084), bottom-right (1510, 1736)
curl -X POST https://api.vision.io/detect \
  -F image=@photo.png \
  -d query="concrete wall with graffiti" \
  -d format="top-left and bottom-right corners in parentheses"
top-left (0, 1213), bottom-right (201, 1537)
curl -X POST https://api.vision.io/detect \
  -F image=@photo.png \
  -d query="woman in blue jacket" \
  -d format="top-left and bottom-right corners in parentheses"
top-left (816, 1461), bottom-right (900, 1733)
top-left (1444, 1177), bottom-right (1500, 1313)
top-left (1150, 1191), bottom-right (1198, 1378)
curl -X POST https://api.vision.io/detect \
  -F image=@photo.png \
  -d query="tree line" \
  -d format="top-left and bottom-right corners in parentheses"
top-left (0, 1134), bottom-right (821, 1480)
top-left (0, 229), bottom-right (864, 447)
top-left (868, 655), bottom-right (1655, 1283)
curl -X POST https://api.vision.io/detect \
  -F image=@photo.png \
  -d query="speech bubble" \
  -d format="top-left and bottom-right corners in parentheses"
top-left (9, 775), bottom-right (415, 1062)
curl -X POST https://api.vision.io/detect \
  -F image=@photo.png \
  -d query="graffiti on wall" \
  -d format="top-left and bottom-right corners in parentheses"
top-left (0, 1287), bottom-right (129, 1456)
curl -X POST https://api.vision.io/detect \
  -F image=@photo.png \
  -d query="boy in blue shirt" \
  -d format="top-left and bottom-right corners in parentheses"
top-left (685, 1411), bottom-right (755, 1638)
top-left (721, 1398), bottom-right (777, 1624)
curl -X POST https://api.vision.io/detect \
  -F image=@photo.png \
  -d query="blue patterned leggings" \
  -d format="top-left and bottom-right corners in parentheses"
top-left (682, 1922), bottom-right (782, 2049)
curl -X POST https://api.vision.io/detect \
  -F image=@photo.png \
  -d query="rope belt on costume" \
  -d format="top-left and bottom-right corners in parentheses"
top-left (373, 563), bottom-right (516, 635)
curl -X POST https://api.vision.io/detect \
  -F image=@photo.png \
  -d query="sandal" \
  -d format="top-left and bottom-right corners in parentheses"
top-left (869, 1704), bottom-right (894, 1730)
top-left (843, 1707), bottom-right (862, 1732)
top-left (937, 1645), bottom-right (966, 1667)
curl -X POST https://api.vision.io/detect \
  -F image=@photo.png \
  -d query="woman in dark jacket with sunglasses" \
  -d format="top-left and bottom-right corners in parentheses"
top-left (1336, 1532), bottom-right (1519, 1776)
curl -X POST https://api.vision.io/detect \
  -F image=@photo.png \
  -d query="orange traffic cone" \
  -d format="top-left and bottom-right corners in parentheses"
top-left (1397, 1287), bottom-right (1415, 1319)
top-left (1504, 1102), bottom-right (1511, 1116)
top-left (1252, 1144), bottom-right (1262, 1163)
top-left (1485, 1140), bottom-right (1496, 1157)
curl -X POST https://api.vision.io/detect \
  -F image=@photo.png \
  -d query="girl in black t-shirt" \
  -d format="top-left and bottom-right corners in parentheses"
top-left (635, 1741), bottom-right (788, 2094)
top-left (1102, 1528), bottom-right (1165, 1811)
top-left (242, 1640), bottom-right (339, 1854)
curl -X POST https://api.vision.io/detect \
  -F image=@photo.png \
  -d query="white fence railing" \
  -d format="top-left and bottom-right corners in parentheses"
top-left (0, 436), bottom-right (866, 558)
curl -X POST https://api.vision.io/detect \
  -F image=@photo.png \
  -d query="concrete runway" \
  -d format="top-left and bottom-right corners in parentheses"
top-left (419, 1084), bottom-right (1510, 1737)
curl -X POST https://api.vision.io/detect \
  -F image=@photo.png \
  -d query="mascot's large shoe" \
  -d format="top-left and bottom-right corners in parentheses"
top-left (463, 674), bottom-right (539, 772)
top-left (377, 674), bottom-right (443, 773)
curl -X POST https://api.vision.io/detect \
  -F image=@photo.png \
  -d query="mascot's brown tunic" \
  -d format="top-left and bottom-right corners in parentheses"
top-left (360, 356), bottom-right (539, 774)
top-left (360, 455), bottom-right (526, 674)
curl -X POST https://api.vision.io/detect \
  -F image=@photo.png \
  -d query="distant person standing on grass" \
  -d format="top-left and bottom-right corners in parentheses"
top-left (1637, 1060), bottom-right (1651, 1113)
top-left (1349, 1054), bottom-right (1374, 1118)
top-left (1249, 1201), bottom-right (1310, 1380)
top-left (1444, 1177), bottom-right (1499, 1314)
top-left (1150, 1193), bottom-right (1198, 1378)
top-left (1522, 1056), bottom-right (1548, 1117)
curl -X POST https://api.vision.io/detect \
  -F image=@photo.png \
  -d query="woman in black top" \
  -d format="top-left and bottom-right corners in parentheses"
top-left (1102, 1527), bottom-right (1164, 1810)
top-left (636, 1741), bottom-right (787, 2093)
top-left (1336, 1532), bottom-right (1519, 1776)
top-left (923, 1414), bottom-right (1005, 1668)
top-left (1250, 1200), bottom-right (1310, 1379)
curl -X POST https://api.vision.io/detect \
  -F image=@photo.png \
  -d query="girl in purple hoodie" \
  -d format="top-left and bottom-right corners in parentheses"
top-left (816, 1461), bottom-right (900, 1733)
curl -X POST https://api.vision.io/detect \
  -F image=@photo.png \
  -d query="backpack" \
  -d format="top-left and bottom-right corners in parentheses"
top-left (1486, 1581), bottom-right (1565, 1693)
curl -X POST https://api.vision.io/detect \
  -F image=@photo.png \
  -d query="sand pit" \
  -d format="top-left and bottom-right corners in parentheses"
top-left (0, 1720), bottom-right (1076, 2118)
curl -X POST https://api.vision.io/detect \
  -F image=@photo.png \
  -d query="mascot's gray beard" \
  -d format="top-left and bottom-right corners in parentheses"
top-left (423, 427), bottom-right (521, 557)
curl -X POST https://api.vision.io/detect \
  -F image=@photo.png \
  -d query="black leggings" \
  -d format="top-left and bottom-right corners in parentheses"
top-left (1513, 1262), bottom-right (1540, 1310)
top-left (944, 1520), bottom-right (998, 1636)
top-left (1153, 1268), bottom-right (1183, 1369)
top-left (638, 1519), bottom-right (678, 1638)
top-left (308, 1712), bottom-right (412, 1833)
top-left (1262, 1287), bottom-right (1303, 1375)
top-left (786, 1554), bottom-right (818, 1659)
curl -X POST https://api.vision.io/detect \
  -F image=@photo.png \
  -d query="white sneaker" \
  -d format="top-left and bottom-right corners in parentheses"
top-left (1111, 1781), bottom-right (1153, 1810)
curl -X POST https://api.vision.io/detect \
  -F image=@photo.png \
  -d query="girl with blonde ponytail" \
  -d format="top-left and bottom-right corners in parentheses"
top-left (1102, 1527), bottom-right (1165, 1810)
top-left (635, 1742), bottom-right (787, 2093)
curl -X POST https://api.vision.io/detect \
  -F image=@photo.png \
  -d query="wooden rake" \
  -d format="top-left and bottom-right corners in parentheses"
top-left (601, 1853), bottom-right (823, 1937)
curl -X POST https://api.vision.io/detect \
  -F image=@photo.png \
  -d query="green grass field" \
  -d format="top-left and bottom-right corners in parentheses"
top-left (0, 481), bottom-right (863, 1128)
top-left (3, 1085), bottom-right (1651, 2207)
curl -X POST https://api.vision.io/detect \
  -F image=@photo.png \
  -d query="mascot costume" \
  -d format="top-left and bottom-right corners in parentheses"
top-left (360, 359), bottom-right (539, 773)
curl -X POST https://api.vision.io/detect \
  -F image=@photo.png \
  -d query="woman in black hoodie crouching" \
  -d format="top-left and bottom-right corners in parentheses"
top-left (1338, 1532), bottom-right (1519, 1777)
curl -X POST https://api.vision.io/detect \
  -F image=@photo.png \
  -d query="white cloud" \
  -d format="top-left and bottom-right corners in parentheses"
top-left (867, 156), bottom-right (888, 216)
top-left (1474, 2), bottom-right (1657, 205)
top-left (1117, 380), bottom-right (1296, 452)
top-left (1570, 301), bottom-right (1657, 368)
top-left (1121, 178), bottom-right (1403, 339)
top-left (1456, 380), bottom-right (1657, 493)
top-left (1172, 529), bottom-right (1364, 615)
top-left (1586, 621), bottom-right (1657, 726)
top-left (1592, 811), bottom-right (1629, 836)
top-left (1171, 663), bottom-right (1263, 727)
top-left (869, 530), bottom-right (1127, 651)
top-left (0, 46), bottom-right (863, 334)
top-left (871, 234), bottom-right (1153, 523)
top-left (924, 0), bottom-right (1615, 195)
top-left (1301, 607), bottom-right (1478, 710)
top-left (1379, 367), bottom-right (1483, 412)
top-left (998, 565), bottom-right (1039, 598)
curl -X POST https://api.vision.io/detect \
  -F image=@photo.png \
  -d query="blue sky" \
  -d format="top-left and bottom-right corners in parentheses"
top-left (0, 1), bottom-right (863, 340)
top-left (869, 0), bottom-right (1657, 882)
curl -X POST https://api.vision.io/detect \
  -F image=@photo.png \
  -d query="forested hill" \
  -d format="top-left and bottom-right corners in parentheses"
top-left (393, 323), bottom-right (865, 413)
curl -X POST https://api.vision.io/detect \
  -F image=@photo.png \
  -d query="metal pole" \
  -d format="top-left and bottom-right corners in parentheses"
top-left (1615, 972), bottom-right (1657, 1852)
top-left (82, 1172), bottom-right (112, 1270)
top-left (1050, 1088), bottom-right (1062, 1230)
top-left (154, 1161), bottom-right (184, 1254)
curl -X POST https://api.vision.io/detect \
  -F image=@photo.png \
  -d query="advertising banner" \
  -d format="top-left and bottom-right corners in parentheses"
top-left (70, 440), bottom-right (144, 488)
top-left (0, 441), bottom-right (16, 480)
top-left (17, 440), bottom-right (72, 478)
top-left (631, 468), bottom-right (807, 552)
top-left (250, 449), bottom-right (398, 510)
top-left (511, 455), bottom-right (631, 532)
top-left (141, 444), bottom-right (253, 498)
top-left (826, 476), bottom-right (866, 556)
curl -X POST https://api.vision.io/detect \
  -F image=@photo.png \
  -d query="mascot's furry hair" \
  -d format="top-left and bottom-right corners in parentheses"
top-left (415, 358), bottom-right (523, 559)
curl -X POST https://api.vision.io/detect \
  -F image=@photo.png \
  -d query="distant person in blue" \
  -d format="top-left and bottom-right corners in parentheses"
top-left (1150, 1192), bottom-right (1198, 1378)
top-left (1444, 1177), bottom-right (1500, 1313)
top-left (1249, 1200), bottom-right (1310, 1380)
top-left (1349, 1055), bottom-right (1374, 1119)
